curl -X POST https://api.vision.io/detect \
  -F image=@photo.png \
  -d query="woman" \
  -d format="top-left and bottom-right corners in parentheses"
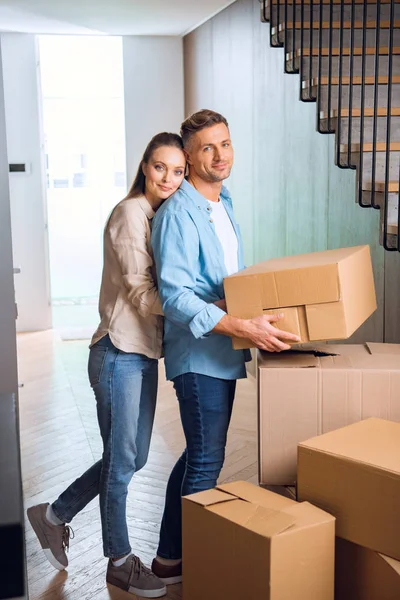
top-left (27, 133), bottom-right (186, 599)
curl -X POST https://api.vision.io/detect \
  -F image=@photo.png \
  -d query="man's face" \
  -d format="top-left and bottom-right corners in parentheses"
top-left (185, 123), bottom-right (234, 183)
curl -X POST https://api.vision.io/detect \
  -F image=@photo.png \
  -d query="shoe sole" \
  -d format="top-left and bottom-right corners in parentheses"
top-left (43, 548), bottom-right (66, 571)
top-left (160, 575), bottom-right (182, 585)
top-left (107, 577), bottom-right (167, 598)
top-left (27, 507), bottom-right (67, 571)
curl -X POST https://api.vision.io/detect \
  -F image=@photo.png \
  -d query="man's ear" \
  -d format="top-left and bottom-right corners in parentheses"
top-left (184, 148), bottom-right (192, 166)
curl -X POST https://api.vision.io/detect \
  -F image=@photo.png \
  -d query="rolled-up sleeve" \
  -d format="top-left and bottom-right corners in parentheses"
top-left (152, 211), bottom-right (225, 338)
top-left (108, 205), bottom-right (162, 317)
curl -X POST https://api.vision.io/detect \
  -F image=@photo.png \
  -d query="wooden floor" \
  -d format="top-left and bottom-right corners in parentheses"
top-left (18, 331), bottom-right (258, 600)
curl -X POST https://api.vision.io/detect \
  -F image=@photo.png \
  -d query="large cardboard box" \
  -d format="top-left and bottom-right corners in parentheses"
top-left (335, 538), bottom-right (400, 600)
top-left (224, 245), bottom-right (376, 349)
top-left (298, 418), bottom-right (400, 561)
top-left (258, 342), bottom-right (400, 486)
top-left (182, 480), bottom-right (335, 600)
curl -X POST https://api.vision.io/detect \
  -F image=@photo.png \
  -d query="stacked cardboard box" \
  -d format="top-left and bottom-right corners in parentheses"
top-left (298, 418), bottom-right (400, 599)
top-left (224, 245), bottom-right (376, 349)
top-left (182, 481), bottom-right (335, 600)
top-left (257, 342), bottom-right (400, 486)
top-left (335, 538), bottom-right (400, 600)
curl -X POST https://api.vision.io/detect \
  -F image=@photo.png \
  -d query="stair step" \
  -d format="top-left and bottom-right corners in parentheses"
top-left (340, 141), bottom-right (400, 152)
top-left (364, 181), bottom-right (399, 192)
top-left (321, 107), bottom-right (400, 118)
top-left (302, 75), bottom-right (400, 89)
top-left (263, 2), bottom-right (400, 25)
top-left (273, 20), bottom-right (400, 34)
top-left (288, 47), bottom-right (400, 60)
top-left (265, 0), bottom-right (392, 6)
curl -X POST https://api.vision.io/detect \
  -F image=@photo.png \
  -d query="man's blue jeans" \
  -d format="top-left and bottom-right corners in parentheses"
top-left (157, 373), bottom-right (236, 559)
top-left (52, 334), bottom-right (158, 558)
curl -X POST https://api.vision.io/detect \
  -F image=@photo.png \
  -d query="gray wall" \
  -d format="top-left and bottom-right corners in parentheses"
top-left (184, 0), bottom-right (400, 343)
top-left (0, 43), bottom-right (18, 395)
top-left (1, 34), bottom-right (52, 333)
top-left (123, 36), bottom-right (184, 186)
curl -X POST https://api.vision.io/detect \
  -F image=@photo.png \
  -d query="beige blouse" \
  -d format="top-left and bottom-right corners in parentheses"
top-left (91, 195), bottom-right (163, 359)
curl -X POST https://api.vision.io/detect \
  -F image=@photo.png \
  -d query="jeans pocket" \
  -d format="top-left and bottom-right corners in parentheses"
top-left (88, 345), bottom-right (109, 387)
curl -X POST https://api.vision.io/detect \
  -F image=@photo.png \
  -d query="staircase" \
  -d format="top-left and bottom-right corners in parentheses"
top-left (260, 0), bottom-right (400, 250)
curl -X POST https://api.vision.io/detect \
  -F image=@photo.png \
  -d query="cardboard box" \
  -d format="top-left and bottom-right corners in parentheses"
top-left (224, 245), bottom-right (376, 349)
top-left (297, 418), bottom-right (400, 561)
top-left (335, 538), bottom-right (400, 600)
top-left (182, 480), bottom-right (335, 600)
top-left (258, 342), bottom-right (400, 486)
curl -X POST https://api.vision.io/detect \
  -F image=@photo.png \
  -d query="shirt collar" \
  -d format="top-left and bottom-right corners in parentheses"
top-left (137, 195), bottom-right (156, 220)
top-left (180, 178), bottom-right (232, 208)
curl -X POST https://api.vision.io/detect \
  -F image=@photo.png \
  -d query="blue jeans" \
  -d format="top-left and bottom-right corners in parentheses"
top-left (52, 335), bottom-right (158, 558)
top-left (157, 373), bottom-right (236, 559)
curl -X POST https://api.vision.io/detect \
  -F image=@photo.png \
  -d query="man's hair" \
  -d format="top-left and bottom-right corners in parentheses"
top-left (180, 109), bottom-right (229, 148)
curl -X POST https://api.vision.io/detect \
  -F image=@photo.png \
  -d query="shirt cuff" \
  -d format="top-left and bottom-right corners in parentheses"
top-left (189, 304), bottom-right (226, 339)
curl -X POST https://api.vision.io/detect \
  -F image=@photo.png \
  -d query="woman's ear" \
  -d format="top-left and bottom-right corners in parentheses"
top-left (142, 161), bottom-right (147, 176)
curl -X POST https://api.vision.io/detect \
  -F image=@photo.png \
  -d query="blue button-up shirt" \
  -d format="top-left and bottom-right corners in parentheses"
top-left (151, 179), bottom-right (249, 381)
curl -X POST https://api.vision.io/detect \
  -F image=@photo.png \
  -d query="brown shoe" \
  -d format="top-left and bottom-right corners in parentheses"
top-left (107, 555), bottom-right (166, 598)
top-left (151, 558), bottom-right (182, 585)
top-left (27, 503), bottom-right (73, 570)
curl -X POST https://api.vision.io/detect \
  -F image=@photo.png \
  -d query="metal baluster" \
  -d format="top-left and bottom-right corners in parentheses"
top-left (370, 0), bottom-right (381, 209)
top-left (318, 0), bottom-right (335, 133)
top-left (358, 0), bottom-right (369, 206)
top-left (337, 0), bottom-right (346, 164)
top-left (383, 0), bottom-right (395, 249)
top-left (348, 0), bottom-right (357, 170)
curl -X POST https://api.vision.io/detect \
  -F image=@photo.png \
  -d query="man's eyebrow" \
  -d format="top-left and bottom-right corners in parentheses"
top-left (201, 139), bottom-right (231, 147)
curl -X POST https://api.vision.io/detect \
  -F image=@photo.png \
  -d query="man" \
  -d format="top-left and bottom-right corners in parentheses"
top-left (150, 109), bottom-right (299, 583)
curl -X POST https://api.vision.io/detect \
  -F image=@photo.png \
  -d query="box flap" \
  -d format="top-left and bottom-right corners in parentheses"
top-left (209, 496), bottom-right (296, 538)
top-left (299, 418), bottom-right (400, 475)
top-left (217, 481), bottom-right (296, 509)
top-left (224, 246), bottom-right (366, 278)
top-left (281, 501), bottom-right (336, 529)
top-left (243, 505), bottom-right (296, 537)
top-left (366, 342), bottom-right (400, 356)
top-left (184, 488), bottom-right (236, 507)
top-left (258, 349), bottom-right (334, 370)
top-left (380, 554), bottom-right (400, 576)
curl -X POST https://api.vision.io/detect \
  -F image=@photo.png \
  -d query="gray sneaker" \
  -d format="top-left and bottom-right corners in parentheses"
top-left (27, 503), bottom-right (73, 570)
top-left (106, 555), bottom-right (167, 598)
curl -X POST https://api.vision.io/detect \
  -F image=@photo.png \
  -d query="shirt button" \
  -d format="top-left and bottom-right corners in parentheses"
top-left (210, 219), bottom-right (213, 223)
top-left (207, 207), bottom-right (211, 211)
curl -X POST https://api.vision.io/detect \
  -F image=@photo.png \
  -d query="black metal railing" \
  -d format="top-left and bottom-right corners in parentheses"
top-left (260, 0), bottom-right (400, 251)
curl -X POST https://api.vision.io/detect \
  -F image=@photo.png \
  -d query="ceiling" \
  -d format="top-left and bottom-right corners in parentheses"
top-left (0, 0), bottom-right (237, 36)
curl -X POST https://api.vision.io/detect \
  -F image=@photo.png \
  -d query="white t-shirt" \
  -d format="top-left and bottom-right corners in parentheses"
top-left (208, 199), bottom-right (238, 275)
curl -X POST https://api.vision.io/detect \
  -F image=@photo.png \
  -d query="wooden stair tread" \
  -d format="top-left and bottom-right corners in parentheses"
top-left (302, 75), bottom-right (400, 88)
top-left (364, 181), bottom-right (399, 192)
top-left (273, 20), bottom-right (400, 34)
top-left (321, 107), bottom-right (400, 118)
top-left (267, 0), bottom-right (392, 5)
top-left (340, 141), bottom-right (400, 152)
top-left (288, 47), bottom-right (400, 59)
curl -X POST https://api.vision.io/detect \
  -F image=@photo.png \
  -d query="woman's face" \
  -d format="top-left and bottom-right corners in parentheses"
top-left (143, 145), bottom-right (186, 205)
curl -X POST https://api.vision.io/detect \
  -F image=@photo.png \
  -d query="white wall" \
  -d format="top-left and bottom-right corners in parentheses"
top-left (0, 43), bottom-right (18, 396)
top-left (1, 33), bottom-right (51, 332)
top-left (123, 36), bottom-right (184, 185)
